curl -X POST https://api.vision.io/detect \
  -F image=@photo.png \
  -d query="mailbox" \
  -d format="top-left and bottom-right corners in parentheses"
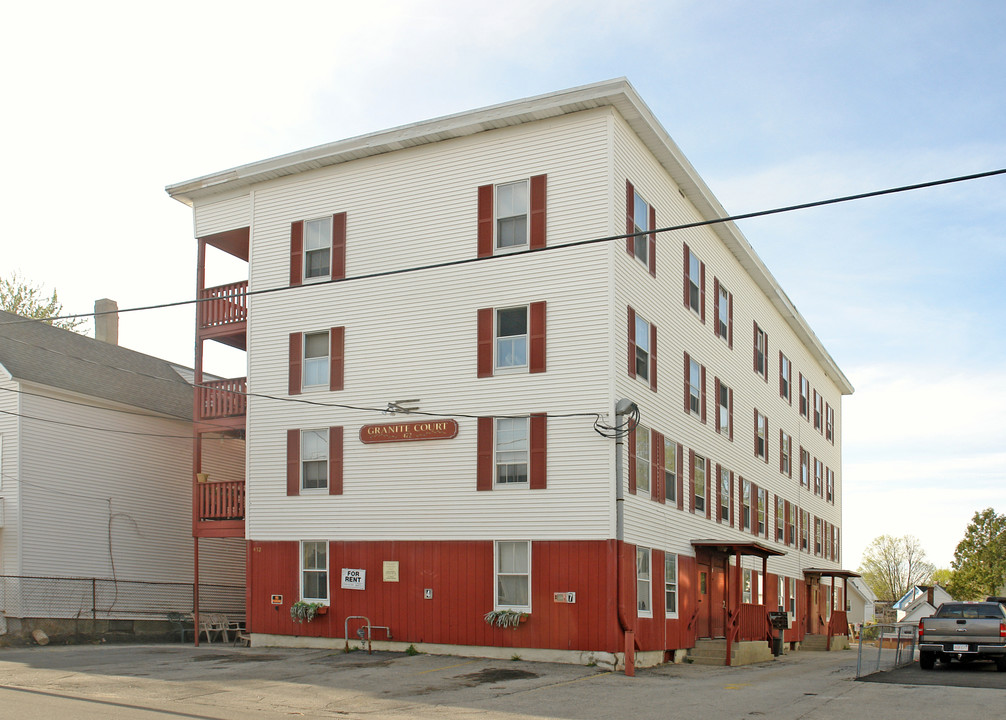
top-left (769, 611), bottom-right (790, 630)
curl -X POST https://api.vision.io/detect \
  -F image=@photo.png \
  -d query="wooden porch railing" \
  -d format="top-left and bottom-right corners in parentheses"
top-left (197, 378), bottom-right (247, 420)
top-left (738, 603), bottom-right (769, 641)
top-left (198, 281), bottom-right (248, 330)
top-left (825, 609), bottom-right (848, 650)
top-left (197, 480), bottom-right (245, 521)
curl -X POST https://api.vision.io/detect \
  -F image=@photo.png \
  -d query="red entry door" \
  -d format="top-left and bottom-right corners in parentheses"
top-left (697, 562), bottom-right (711, 638)
top-left (710, 562), bottom-right (726, 637)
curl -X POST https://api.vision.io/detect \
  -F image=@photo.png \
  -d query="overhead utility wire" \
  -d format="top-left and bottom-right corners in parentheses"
top-left (2, 166), bottom-right (1004, 327)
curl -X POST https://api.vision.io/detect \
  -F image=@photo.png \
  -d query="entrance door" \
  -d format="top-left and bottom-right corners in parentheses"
top-left (709, 561), bottom-right (726, 637)
top-left (806, 583), bottom-right (820, 634)
top-left (697, 562), bottom-right (711, 638)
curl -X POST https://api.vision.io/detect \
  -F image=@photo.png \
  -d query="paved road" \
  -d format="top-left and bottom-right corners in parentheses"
top-left (0, 644), bottom-right (1003, 719)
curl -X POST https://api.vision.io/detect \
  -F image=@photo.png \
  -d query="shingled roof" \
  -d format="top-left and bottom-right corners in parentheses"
top-left (0, 309), bottom-right (192, 421)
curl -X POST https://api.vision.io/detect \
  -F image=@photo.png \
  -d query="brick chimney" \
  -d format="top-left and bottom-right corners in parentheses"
top-left (94, 298), bottom-right (118, 345)
top-left (926, 586), bottom-right (935, 606)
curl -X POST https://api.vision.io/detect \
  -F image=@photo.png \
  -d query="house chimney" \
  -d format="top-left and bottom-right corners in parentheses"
top-left (94, 299), bottom-right (118, 345)
top-left (927, 586), bottom-right (934, 606)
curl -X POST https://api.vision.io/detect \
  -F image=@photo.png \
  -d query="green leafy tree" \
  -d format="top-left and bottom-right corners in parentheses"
top-left (0, 272), bottom-right (85, 332)
top-left (930, 568), bottom-right (954, 588)
top-left (948, 508), bottom-right (1006, 600)
top-left (857, 534), bottom-right (935, 602)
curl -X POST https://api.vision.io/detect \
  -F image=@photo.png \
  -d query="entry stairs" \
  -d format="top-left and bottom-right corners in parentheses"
top-left (688, 638), bottom-right (774, 666)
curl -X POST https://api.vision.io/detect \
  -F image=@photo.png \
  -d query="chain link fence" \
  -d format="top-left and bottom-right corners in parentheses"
top-left (855, 622), bottom-right (918, 677)
top-left (0, 575), bottom-right (244, 621)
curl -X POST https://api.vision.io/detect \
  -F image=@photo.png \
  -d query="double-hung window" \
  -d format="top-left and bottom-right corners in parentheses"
top-left (776, 496), bottom-right (785, 542)
top-left (757, 488), bottom-right (767, 535)
top-left (301, 541), bottom-right (328, 602)
top-left (826, 404), bottom-right (834, 443)
top-left (496, 540), bottom-right (530, 609)
top-left (495, 418), bottom-right (528, 485)
top-left (717, 380), bottom-right (732, 437)
top-left (786, 503), bottom-right (796, 547)
top-left (301, 429), bottom-right (328, 491)
top-left (688, 357), bottom-right (702, 417)
top-left (636, 546), bottom-right (652, 615)
top-left (754, 324), bottom-right (768, 379)
top-left (631, 190), bottom-right (651, 267)
top-left (814, 458), bottom-right (823, 496)
top-left (495, 180), bottom-right (528, 251)
top-left (665, 553), bottom-right (678, 617)
top-left (634, 315), bottom-right (651, 382)
top-left (715, 280), bottom-right (731, 343)
top-left (800, 448), bottom-right (810, 488)
top-left (719, 466), bottom-right (731, 523)
top-left (826, 467), bottom-right (834, 503)
top-left (801, 509), bottom-right (810, 551)
top-left (799, 374), bottom-right (810, 419)
top-left (304, 217), bottom-right (332, 280)
top-left (780, 353), bottom-right (791, 401)
top-left (778, 577), bottom-right (786, 612)
top-left (788, 577), bottom-right (797, 614)
top-left (742, 568), bottom-right (753, 604)
top-left (780, 431), bottom-right (792, 476)
top-left (633, 424), bottom-right (651, 495)
top-left (742, 479), bottom-right (752, 531)
top-left (693, 454), bottom-right (706, 514)
top-left (755, 411), bottom-right (768, 460)
top-left (814, 518), bottom-right (822, 555)
top-left (304, 331), bottom-right (330, 388)
top-left (686, 248), bottom-right (702, 315)
top-left (663, 436), bottom-right (677, 504)
top-left (814, 391), bottom-right (823, 432)
top-left (495, 307), bottom-right (528, 370)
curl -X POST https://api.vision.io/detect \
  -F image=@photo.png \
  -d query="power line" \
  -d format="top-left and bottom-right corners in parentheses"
top-left (0, 407), bottom-right (199, 439)
top-left (2, 166), bottom-right (1004, 327)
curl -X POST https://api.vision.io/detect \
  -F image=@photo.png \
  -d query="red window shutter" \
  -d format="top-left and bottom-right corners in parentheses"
top-left (477, 184), bottom-right (494, 258)
top-left (713, 278), bottom-right (720, 338)
top-left (529, 301), bottom-right (547, 374)
top-left (290, 220), bottom-right (303, 286)
top-left (328, 426), bottom-right (343, 495)
top-left (530, 413), bottom-right (547, 490)
top-left (286, 429), bottom-right (300, 496)
top-left (715, 463), bottom-right (722, 523)
top-left (682, 243), bottom-right (690, 308)
top-left (652, 430), bottom-right (663, 503)
top-left (628, 425), bottom-right (637, 495)
top-left (649, 323), bottom-right (657, 392)
top-left (688, 450), bottom-right (695, 512)
top-left (706, 466), bottom-right (712, 520)
top-left (699, 262), bottom-right (706, 323)
top-left (676, 443), bottom-right (684, 510)
top-left (477, 417), bottom-right (493, 491)
top-left (477, 308), bottom-right (493, 378)
top-left (682, 351), bottom-right (690, 414)
top-left (625, 180), bottom-right (635, 256)
top-left (700, 365), bottom-right (707, 424)
top-left (330, 326), bottom-right (345, 391)
top-left (728, 388), bottom-right (734, 441)
top-left (627, 307), bottom-right (637, 378)
top-left (288, 332), bottom-right (302, 396)
top-left (735, 476), bottom-right (742, 530)
top-left (647, 204), bottom-right (656, 277)
top-left (331, 212), bottom-right (347, 280)
top-left (727, 291), bottom-right (733, 348)
top-left (530, 175), bottom-right (547, 250)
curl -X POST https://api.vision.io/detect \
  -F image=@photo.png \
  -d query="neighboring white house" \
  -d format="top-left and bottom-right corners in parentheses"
top-left (0, 307), bottom-right (244, 637)
top-left (894, 585), bottom-right (953, 623)
top-left (168, 78), bottom-right (854, 668)
top-left (846, 576), bottom-right (876, 627)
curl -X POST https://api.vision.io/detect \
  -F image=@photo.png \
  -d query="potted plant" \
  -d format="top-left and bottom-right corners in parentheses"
top-left (483, 609), bottom-right (528, 628)
top-left (290, 601), bottom-right (326, 623)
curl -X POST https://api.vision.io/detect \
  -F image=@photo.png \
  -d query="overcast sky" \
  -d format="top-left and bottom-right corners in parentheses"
top-left (3, 0), bottom-right (1004, 571)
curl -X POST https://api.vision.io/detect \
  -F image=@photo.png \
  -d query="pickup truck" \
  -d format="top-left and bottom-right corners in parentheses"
top-left (918, 601), bottom-right (1006, 671)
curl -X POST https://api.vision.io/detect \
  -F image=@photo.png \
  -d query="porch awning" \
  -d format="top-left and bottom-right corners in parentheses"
top-left (802, 568), bottom-right (861, 579)
top-left (691, 539), bottom-right (786, 559)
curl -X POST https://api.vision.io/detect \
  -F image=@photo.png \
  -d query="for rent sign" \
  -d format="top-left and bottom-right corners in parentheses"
top-left (359, 419), bottom-right (459, 444)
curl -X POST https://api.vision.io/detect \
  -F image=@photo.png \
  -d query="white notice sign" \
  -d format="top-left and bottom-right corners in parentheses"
top-left (341, 568), bottom-right (366, 590)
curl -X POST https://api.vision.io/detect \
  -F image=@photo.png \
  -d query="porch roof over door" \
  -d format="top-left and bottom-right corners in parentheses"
top-left (691, 540), bottom-right (787, 559)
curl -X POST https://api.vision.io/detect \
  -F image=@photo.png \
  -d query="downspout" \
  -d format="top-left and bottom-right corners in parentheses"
top-left (614, 399), bottom-right (637, 676)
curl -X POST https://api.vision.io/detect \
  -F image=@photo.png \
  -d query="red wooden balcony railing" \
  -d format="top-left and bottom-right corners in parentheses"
top-left (197, 480), bottom-right (245, 521)
top-left (198, 281), bottom-right (248, 330)
top-left (197, 378), bottom-right (247, 420)
top-left (825, 609), bottom-right (849, 649)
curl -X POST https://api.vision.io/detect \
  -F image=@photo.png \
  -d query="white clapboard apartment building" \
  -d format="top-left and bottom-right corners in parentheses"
top-left (167, 78), bottom-right (854, 669)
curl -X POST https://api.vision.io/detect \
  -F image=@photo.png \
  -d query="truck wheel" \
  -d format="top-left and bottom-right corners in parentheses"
top-left (919, 652), bottom-right (935, 670)
top-left (996, 656), bottom-right (1006, 673)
